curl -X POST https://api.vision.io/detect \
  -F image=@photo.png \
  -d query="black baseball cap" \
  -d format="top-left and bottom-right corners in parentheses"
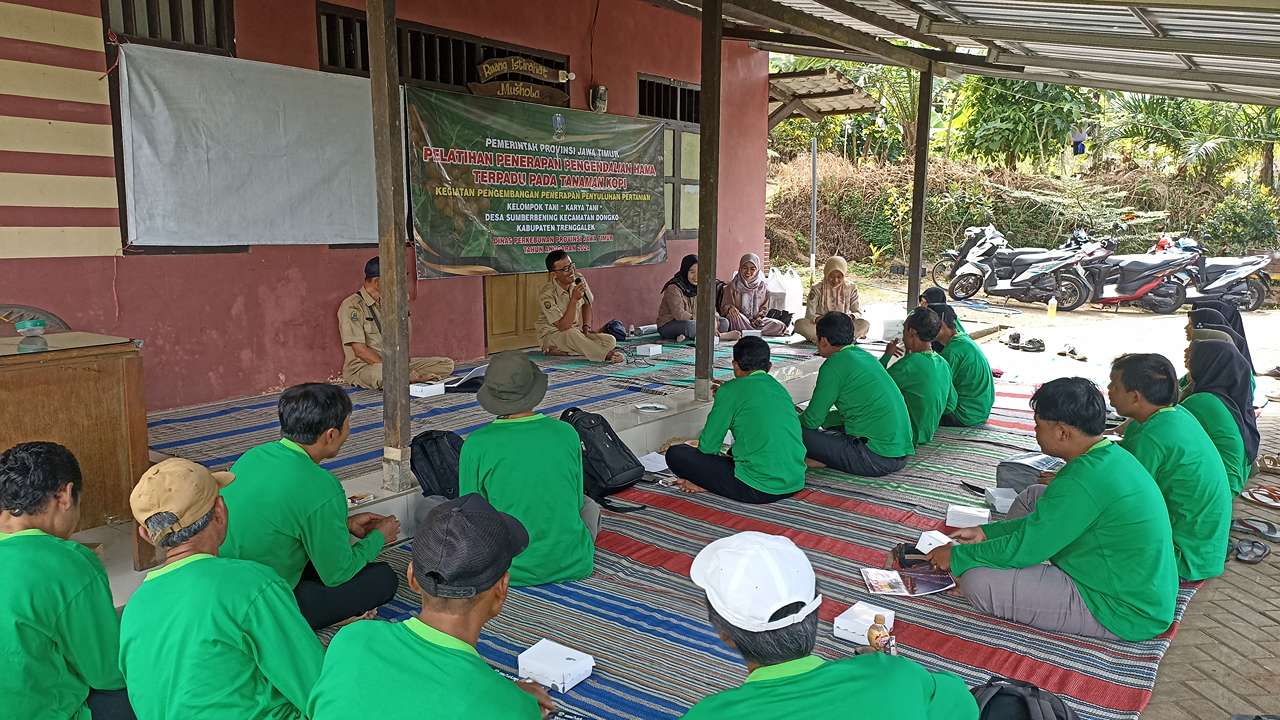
top-left (412, 494), bottom-right (529, 598)
top-left (364, 256), bottom-right (380, 279)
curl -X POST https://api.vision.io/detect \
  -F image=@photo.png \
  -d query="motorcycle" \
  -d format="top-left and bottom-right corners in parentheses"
top-left (1070, 230), bottom-right (1199, 314)
top-left (1149, 235), bottom-right (1271, 312)
top-left (947, 227), bottom-right (1093, 311)
top-left (931, 225), bottom-right (996, 287)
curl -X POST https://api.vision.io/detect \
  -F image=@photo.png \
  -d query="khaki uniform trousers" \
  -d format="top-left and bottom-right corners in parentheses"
top-left (541, 328), bottom-right (617, 362)
top-left (345, 356), bottom-right (456, 390)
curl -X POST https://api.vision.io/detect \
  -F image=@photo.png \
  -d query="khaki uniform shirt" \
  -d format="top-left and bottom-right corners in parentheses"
top-left (536, 277), bottom-right (594, 339)
top-left (338, 289), bottom-right (382, 377)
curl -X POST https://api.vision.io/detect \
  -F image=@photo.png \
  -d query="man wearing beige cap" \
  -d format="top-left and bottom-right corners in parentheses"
top-left (683, 531), bottom-right (976, 719)
top-left (119, 458), bottom-right (324, 720)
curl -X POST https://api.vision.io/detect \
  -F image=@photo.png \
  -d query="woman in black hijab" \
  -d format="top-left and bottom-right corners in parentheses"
top-left (1188, 307), bottom-right (1254, 372)
top-left (1193, 300), bottom-right (1246, 340)
top-left (656, 254), bottom-right (732, 341)
top-left (1185, 341), bottom-right (1260, 494)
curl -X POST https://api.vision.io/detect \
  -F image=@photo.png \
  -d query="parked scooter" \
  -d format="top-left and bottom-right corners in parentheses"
top-left (1071, 230), bottom-right (1199, 314)
top-left (1149, 234), bottom-right (1271, 311)
top-left (948, 227), bottom-right (1093, 311)
top-left (931, 225), bottom-right (996, 287)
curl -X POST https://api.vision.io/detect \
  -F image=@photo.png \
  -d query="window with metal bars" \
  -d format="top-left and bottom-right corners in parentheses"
top-left (638, 76), bottom-right (700, 125)
top-left (317, 3), bottom-right (369, 75)
top-left (103, 0), bottom-right (235, 54)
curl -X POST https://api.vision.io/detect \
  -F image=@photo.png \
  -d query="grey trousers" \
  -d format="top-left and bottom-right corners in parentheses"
top-left (415, 494), bottom-right (601, 540)
top-left (956, 484), bottom-right (1120, 640)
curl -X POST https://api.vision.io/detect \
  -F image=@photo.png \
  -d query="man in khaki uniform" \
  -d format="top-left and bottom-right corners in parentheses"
top-left (537, 250), bottom-right (622, 363)
top-left (338, 257), bottom-right (455, 389)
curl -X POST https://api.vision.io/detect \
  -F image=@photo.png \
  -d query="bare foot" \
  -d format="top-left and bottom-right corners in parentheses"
top-left (675, 334), bottom-right (687, 343)
top-left (804, 458), bottom-right (827, 469)
top-left (719, 330), bottom-right (742, 341)
top-left (332, 609), bottom-right (378, 627)
top-left (605, 350), bottom-right (625, 364)
top-left (542, 348), bottom-right (572, 356)
top-left (676, 479), bottom-right (707, 493)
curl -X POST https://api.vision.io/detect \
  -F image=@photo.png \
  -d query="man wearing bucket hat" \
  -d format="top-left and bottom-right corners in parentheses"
top-left (684, 531), bottom-right (976, 719)
top-left (119, 459), bottom-right (324, 720)
top-left (309, 494), bottom-right (550, 718)
top-left (455, 350), bottom-right (598, 586)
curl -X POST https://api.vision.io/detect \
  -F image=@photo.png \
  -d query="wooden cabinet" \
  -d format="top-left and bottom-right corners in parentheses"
top-left (0, 332), bottom-right (158, 569)
top-left (484, 272), bottom-right (548, 353)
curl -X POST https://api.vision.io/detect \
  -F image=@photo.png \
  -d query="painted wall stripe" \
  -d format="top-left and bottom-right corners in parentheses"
top-left (0, 58), bottom-right (110, 104)
top-left (5, 0), bottom-right (102, 18)
top-left (0, 149), bottom-right (116, 176)
top-left (0, 115), bottom-right (115, 156)
top-left (0, 93), bottom-right (111, 124)
top-left (0, 205), bottom-right (119, 226)
top-left (0, 2), bottom-right (106, 52)
top-left (0, 172), bottom-right (118, 207)
top-left (0, 35), bottom-right (108, 72)
top-left (0, 225), bottom-right (121, 256)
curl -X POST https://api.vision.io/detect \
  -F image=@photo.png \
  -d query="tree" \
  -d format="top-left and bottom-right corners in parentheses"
top-left (954, 77), bottom-right (1100, 170)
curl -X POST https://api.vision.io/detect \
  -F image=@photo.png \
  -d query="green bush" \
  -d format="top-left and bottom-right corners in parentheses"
top-left (1200, 186), bottom-right (1280, 255)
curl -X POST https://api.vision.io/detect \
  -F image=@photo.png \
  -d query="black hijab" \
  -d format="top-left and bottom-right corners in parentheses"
top-left (1190, 308), bottom-right (1254, 370)
top-left (662, 254), bottom-right (699, 298)
top-left (1188, 340), bottom-right (1260, 462)
top-left (1193, 300), bottom-right (1251, 367)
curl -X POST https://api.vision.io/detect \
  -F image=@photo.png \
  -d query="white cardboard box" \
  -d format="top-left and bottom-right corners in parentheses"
top-left (833, 602), bottom-right (895, 645)
top-left (985, 487), bottom-right (1018, 514)
top-left (518, 639), bottom-right (595, 693)
top-left (408, 382), bottom-right (445, 398)
top-left (741, 329), bottom-right (763, 338)
top-left (635, 343), bottom-right (663, 357)
top-left (946, 504), bottom-right (990, 528)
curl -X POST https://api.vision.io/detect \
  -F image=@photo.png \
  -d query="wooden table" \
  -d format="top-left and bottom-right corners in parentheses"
top-left (0, 332), bottom-right (158, 569)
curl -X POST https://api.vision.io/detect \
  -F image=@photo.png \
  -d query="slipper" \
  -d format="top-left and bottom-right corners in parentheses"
top-left (1257, 455), bottom-right (1280, 475)
top-left (1264, 366), bottom-right (1280, 378)
top-left (1233, 539), bottom-right (1271, 564)
top-left (1242, 484), bottom-right (1280, 510)
top-left (1232, 518), bottom-right (1280, 542)
top-left (1057, 344), bottom-right (1088, 362)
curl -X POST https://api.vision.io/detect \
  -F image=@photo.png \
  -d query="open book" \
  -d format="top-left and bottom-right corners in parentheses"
top-left (861, 568), bottom-right (955, 597)
top-left (444, 364), bottom-right (487, 389)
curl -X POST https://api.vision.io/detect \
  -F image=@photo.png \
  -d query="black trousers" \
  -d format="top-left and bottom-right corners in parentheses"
top-left (86, 689), bottom-right (135, 720)
top-left (294, 561), bottom-right (398, 630)
top-left (940, 413), bottom-right (969, 427)
top-left (801, 428), bottom-right (907, 477)
top-left (664, 444), bottom-right (795, 504)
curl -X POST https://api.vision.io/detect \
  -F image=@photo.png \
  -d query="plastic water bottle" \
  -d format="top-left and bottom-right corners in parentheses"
top-left (1047, 296), bottom-right (1058, 323)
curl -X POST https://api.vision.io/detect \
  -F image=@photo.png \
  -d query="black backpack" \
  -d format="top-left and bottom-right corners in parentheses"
top-left (972, 677), bottom-right (1079, 720)
top-left (409, 430), bottom-right (465, 499)
top-left (559, 407), bottom-right (645, 512)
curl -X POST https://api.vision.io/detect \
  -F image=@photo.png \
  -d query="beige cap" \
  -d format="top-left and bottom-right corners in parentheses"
top-left (130, 458), bottom-right (234, 544)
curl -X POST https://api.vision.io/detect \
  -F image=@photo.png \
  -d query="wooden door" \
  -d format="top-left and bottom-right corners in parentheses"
top-left (484, 273), bottom-right (546, 352)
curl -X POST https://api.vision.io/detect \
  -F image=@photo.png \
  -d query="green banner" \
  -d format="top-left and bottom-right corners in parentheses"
top-left (406, 87), bottom-right (668, 279)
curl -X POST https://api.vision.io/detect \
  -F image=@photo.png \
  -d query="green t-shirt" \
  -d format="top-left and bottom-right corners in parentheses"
top-left (1180, 392), bottom-right (1249, 496)
top-left (308, 617), bottom-right (540, 719)
top-left (0, 529), bottom-right (124, 720)
top-left (459, 414), bottom-right (594, 586)
top-left (799, 345), bottom-right (915, 459)
top-left (682, 653), bottom-right (976, 720)
top-left (1120, 405), bottom-right (1232, 581)
top-left (698, 371), bottom-right (806, 494)
top-left (119, 554), bottom-right (324, 719)
top-left (221, 439), bottom-right (384, 588)
top-left (950, 439), bottom-right (1178, 641)
top-left (881, 351), bottom-right (958, 446)
top-left (938, 334), bottom-right (994, 426)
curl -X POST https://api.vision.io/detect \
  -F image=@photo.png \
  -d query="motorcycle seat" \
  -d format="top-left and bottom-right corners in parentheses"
top-left (1111, 255), bottom-right (1187, 273)
top-left (1010, 250), bottom-right (1074, 267)
top-left (995, 248), bottom-right (1047, 258)
top-left (1204, 256), bottom-right (1263, 272)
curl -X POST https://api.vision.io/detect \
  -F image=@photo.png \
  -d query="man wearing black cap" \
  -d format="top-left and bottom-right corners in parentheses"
top-left (307, 494), bottom-right (551, 719)
top-left (337, 256), bottom-right (455, 390)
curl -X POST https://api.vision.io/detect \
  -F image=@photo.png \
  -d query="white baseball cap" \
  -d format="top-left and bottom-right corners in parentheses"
top-left (690, 531), bottom-right (823, 632)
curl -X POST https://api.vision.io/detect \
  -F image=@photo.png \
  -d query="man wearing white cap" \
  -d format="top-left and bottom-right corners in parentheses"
top-left (686, 531), bottom-right (976, 719)
top-left (119, 459), bottom-right (324, 720)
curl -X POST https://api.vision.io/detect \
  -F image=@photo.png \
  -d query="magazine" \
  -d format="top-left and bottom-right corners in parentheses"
top-left (861, 568), bottom-right (955, 597)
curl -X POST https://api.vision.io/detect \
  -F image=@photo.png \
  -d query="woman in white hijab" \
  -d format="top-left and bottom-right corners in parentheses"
top-left (795, 256), bottom-right (860, 343)
top-left (718, 253), bottom-right (786, 336)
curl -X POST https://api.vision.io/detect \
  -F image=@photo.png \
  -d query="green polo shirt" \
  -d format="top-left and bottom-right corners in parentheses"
top-left (799, 344), bottom-right (915, 459)
top-left (950, 439), bottom-right (1178, 641)
top-left (881, 351), bottom-right (958, 446)
top-left (308, 617), bottom-right (539, 719)
top-left (1120, 405), bottom-right (1231, 581)
top-left (459, 413), bottom-right (594, 586)
top-left (698, 370), bottom-right (806, 495)
top-left (221, 438), bottom-right (384, 588)
top-left (0, 529), bottom-right (124, 720)
top-left (682, 653), bottom-right (976, 719)
top-left (1180, 392), bottom-right (1249, 495)
top-left (939, 334), bottom-right (994, 427)
top-left (119, 554), bottom-right (324, 719)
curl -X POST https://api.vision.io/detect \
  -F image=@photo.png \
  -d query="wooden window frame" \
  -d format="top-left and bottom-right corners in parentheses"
top-left (100, 0), bottom-right (236, 57)
top-left (639, 75), bottom-right (701, 241)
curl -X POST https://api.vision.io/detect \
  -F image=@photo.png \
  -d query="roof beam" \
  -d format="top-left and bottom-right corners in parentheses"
top-left (807, 0), bottom-right (955, 51)
top-left (920, 19), bottom-right (1280, 60)
top-left (992, 0), bottom-right (1280, 11)
top-left (974, 67), bottom-right (1280, 106)
top-left (768, 97), bottom-right (816, 129)
top-left (728, 0), bottom-right (934, 72)
top-left (755, 37), bottom-right (1023, 72)
top-left (986, 49), bottom-right (1280, 90)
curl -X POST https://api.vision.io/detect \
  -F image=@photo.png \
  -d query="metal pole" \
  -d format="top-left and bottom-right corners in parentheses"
top-left (810, 134), bottom-right (818, 279)
top-left (693, 0), bottom-right (721, 402)
top-left (368, 0), bottom-right (412, 491)
top-left (906, 66), bottom-right (933, 307)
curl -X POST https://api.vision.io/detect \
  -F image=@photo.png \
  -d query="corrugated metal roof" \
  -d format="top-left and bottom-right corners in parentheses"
top-left (768, 68), bottom-right (879, 119)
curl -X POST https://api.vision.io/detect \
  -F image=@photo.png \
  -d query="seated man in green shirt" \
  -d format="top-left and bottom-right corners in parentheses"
top-left (934, 305), bottom-right (994, 427)
top-left (927, 378), bottom-right (1178, 641)
top-left (0, 442), bottom-right (133, 720)
top-left (453, 351), bottom-right (597, 586)
top-left (798, 312), bottom-right (915, 477)
top-left (1109, 353), bottom-right (1231, 581)
top-left (880, 308), bottom-right (957, 446)
top-left (666, 337), bottom-right (806, 503)
top-left (686, 531), bottom-right (977, 720)
top-left (309, 494), bottom-right (550, 719)
top-left (221, 383), bottom-right (400, 628)
top-left (121, 458), bottom-right (324, 719)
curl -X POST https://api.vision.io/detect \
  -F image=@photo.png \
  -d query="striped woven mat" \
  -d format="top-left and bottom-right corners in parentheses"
top-left (527, 339), bottom-right (819, 388)
top-left (348, 393), bottom-right (1193, 720)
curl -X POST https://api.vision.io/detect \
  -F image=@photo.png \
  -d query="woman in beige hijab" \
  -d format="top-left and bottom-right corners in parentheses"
top-left (795, 256), bottom-right (861, 343)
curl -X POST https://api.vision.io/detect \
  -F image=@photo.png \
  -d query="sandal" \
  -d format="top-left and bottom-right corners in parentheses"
top-left (1232, 518), bottom-right (1280, 542)
top-left (1256, 455), bottom-right (1280, 476)
top-left (1233, 539), bottom-right (1272, 564)
top-left (1057, 344), bottom-right (1088, 362)
top-left (1242, 484), bottom-right (1280, 510)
